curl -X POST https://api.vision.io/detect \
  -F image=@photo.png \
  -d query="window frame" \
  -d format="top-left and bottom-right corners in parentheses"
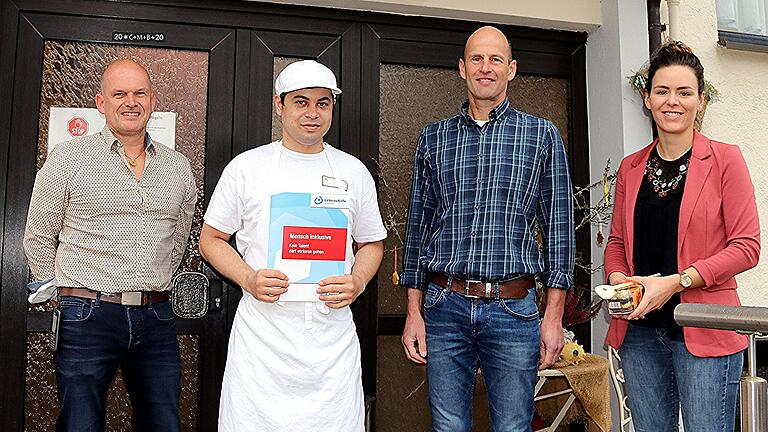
top-left (716, 0), bottom-right (768, 52)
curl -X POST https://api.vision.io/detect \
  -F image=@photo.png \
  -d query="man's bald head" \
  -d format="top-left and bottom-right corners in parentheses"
top-left (458, 25), bottom-right (517, 117)
top-left (99, 59), bottom-right (153, 95)
top-left (463, 26), bottom-right (513, 61)
top-left (95, 58), bottom-right (157, 143)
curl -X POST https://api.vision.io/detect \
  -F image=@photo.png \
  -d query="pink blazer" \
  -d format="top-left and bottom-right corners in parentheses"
top-left (604, 130), bottom-right (760, 357)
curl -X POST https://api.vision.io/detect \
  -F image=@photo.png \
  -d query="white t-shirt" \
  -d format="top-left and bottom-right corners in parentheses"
top-left (204, 141), bottom-right (387, 271)
top-left (208, 141), bottom-right (384, 432)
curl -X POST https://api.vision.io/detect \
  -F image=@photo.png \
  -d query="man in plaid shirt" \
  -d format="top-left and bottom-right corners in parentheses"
top-left (400, 26), bottom-right (575, 432)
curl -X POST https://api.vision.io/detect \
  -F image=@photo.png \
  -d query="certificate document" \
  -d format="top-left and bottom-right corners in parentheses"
top-left (267, 192), bottom-right (350, 301)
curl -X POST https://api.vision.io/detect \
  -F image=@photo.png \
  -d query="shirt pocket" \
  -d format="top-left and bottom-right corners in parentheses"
top-left (497, 154), bottom-right (539, 210)
top-left (69, 180), bottom-right (137, 219)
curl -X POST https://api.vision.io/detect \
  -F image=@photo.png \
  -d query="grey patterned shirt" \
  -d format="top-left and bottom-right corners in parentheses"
top-left (24, 126), bottom-right (197, 293)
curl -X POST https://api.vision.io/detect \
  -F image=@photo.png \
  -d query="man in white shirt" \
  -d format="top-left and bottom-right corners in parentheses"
top-left (199, 60), bottom-right (386, 432)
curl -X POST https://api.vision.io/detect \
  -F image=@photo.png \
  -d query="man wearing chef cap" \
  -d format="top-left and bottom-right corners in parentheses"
top-left (200, 60), bottom-right (386, 431)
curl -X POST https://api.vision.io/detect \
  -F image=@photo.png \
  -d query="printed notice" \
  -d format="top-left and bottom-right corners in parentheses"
top-left (282, 226), bottom-right (347, 261)
top-left (48, 107), bottom-right (177, 154)
top-left (268, 192), bottom-right (350, 301)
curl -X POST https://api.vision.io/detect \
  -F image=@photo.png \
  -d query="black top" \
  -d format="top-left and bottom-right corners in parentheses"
top-left (632, 146), bottom-right (692, 328)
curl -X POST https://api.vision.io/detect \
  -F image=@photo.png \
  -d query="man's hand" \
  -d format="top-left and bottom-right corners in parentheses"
top-left (402, 311), bottom-right (428, 364)
top-left (200, 224), bottom-right (290, 303)
top-left (317, 274), bottom-right (366, 308)
top-left (539, 288), bottom-right (566, 370)
top-left (315, 241), bottom-right (383, 309)
top-left (242, 269), bottom-right (289, 303)
top-left (539, 316), bottom-right (564, 370)
top-left (402, 288), bottom-right (427, 364)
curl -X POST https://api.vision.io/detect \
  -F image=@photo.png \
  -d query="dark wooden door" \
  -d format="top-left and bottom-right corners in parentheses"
top-left (0, 1), bottom-right (589, 431)
top-left (0, 7), bottom-right (236, 431)
top-left (362, 22), bottom-right (590, 431)
top-left (0, 3), bottom-right (368, 430)
top-left (227, 23), bottom-right (374, 396)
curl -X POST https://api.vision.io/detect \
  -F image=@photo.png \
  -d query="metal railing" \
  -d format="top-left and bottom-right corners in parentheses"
top-left (675, 304), bottom-right (768, 432)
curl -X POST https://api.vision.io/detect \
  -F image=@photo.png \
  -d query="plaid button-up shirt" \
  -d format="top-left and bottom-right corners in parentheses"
top-left (400, 98), bottom-right (575, 290)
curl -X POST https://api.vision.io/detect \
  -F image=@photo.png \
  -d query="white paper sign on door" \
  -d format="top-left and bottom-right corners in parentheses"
top-left (47, 107), bottom-right (177, 154)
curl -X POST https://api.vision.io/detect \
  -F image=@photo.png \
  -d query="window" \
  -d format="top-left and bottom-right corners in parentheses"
top-left (717, 0), bottom-right (768, 51)
top-left (718, 0), bottom-right (767, 35)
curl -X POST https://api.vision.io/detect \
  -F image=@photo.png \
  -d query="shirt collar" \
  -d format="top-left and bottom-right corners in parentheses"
top-left (460, 98), bottom-right (512, 125)
top-left (101, 125), bottom-right (155, 155)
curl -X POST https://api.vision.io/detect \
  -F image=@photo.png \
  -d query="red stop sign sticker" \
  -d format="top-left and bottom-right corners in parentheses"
top-left (67, 116), bottom-right (88, 137)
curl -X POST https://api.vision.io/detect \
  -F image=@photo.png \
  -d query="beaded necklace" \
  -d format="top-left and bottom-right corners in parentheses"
top-left (645, 147), bottom-right (692, 198)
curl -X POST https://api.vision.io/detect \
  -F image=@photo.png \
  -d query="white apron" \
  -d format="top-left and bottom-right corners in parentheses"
top-left (218, 143), bottom-right (364, 432)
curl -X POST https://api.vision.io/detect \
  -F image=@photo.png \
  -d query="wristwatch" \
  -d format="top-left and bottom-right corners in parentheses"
top-left (679, 271), bottom-right (693, 290)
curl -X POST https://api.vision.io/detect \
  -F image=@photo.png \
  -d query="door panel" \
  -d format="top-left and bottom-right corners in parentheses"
top-left (228, 26), bottom-right (378, 399)
top-left (0, 11), bottom-right (235, 431)
top-left (365, 23), bottom-right (588, 431)
top-left (0, 2), bottom-right (589, 431)
top-left (25, 40), bottom-right (211, 431)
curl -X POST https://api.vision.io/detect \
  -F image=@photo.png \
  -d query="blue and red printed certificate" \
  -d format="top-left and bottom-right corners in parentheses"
top-left (267, 192), bottom-right (349, 301)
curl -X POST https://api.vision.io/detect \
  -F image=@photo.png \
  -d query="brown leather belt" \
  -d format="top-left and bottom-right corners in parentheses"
top-left (59, 287), bottom-right (169, 306)
top-left (430, 274), bottom-right (532, 299)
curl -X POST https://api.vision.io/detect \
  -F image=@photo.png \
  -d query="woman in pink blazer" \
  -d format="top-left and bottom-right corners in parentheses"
top-left (604, 42), bottom-right (760, 432)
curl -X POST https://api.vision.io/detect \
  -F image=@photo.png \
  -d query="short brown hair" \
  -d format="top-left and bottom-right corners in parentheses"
top-left (646, 41), bottom-right (705, 95)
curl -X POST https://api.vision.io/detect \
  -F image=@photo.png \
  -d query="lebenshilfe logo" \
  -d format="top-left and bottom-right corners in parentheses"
top-left (311, 193), bottom-right (349, 209)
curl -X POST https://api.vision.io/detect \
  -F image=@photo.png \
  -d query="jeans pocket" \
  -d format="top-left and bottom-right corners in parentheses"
top-left (150, 300), bottom-right (175, 322)
top-left (58, 297), bottom-right (94, 322)
top-left (499, 292), bottom-right (539, 320)
top-left (423, 284), bottom-right (448, 309)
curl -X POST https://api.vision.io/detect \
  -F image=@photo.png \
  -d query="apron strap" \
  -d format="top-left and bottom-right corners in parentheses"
top-left (304, 302), bottom-right (313, 330)
top-left (268, 140), bottom-right (346, 329)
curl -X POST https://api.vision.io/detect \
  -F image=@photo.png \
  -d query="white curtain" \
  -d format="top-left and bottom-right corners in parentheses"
top-left (717, 0), bottom-right (768, 35)
top-left (738, 0), bottom-right (765, 34)
top-left (717, 0), bottom-right (739, 30)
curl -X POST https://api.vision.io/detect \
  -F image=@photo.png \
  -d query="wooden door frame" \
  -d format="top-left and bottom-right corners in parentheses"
top-left (363, 23), bottom-right (591, 343)
top-left (362, 23), bottom-right (589, 430)
top-left (0, 4), bottom-right (237, 430)
top-left (0, 1), bottom-right (590, 430)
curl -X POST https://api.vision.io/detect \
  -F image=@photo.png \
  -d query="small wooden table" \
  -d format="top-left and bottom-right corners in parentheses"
top-left (535, 368), bottom-right (577, 432)
top-left (534, 354), bottom-right (611, 432)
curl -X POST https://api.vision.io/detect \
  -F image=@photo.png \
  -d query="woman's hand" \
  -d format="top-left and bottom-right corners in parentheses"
top-left (608, 272), bottom-right (628, 286)
top-left (622, 274), bottom-right (682, 320)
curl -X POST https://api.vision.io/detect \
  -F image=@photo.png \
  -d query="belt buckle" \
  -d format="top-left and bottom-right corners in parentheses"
top-left (464, 280), bottom-right (484, 299)
top-left (121, 292), bottom-right (143, 306)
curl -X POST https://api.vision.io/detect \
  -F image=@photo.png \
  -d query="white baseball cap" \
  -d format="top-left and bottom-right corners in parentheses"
top-left (274, 60), bottom-right (342, 96)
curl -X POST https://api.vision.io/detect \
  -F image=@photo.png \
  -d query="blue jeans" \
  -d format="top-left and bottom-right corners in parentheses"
top-left (54, 295), bottom-right (181, 432)
top-left (619, 324), bottom-right (743, 432)
top-left (424, 282), bottom-right (540, 432)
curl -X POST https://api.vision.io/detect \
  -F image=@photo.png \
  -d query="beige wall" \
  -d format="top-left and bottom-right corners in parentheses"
top-left (250, 0), bottom-right (601, 32)
top-left (662, 0), bottom-right (768, 305)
